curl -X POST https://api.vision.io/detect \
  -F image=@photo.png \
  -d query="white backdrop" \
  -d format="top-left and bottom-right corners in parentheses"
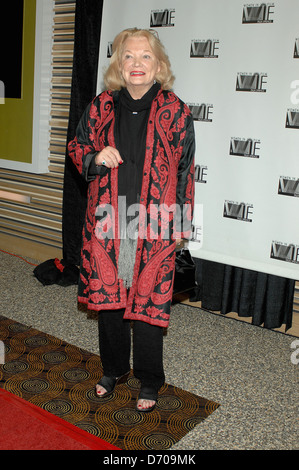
top-left (97, 0), bottom-right (299, 281)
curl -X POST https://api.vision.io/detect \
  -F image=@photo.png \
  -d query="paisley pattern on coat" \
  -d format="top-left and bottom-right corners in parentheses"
top-left (68, 88), bottom-right (195, 327)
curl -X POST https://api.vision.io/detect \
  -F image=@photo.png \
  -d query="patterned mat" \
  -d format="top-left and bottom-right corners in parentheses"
top-left (0, 315), bottom-right (219, 450)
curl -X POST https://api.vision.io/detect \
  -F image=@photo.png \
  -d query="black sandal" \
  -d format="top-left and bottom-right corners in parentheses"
top-left (136, 387), bottom-right (158, 413)
top-left (95, 371), bottom-right (130, 398)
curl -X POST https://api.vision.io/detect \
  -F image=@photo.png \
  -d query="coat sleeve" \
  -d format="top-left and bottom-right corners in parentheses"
top-left (68, 100), bottom-right (107, 182)
top-left (176, 113), bottom-right (195, 239)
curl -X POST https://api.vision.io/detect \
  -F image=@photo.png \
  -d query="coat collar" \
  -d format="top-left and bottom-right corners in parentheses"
top-left (111, 85), bottom-right (164, 109)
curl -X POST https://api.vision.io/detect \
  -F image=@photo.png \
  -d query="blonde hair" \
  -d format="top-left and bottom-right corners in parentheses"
top-left (103, 28), bottom-right (175, 91)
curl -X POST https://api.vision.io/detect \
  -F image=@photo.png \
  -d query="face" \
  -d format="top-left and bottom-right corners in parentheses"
top-left (119, 36), bottom-right (161, 99)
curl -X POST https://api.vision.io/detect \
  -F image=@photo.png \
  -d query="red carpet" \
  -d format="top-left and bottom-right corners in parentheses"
top-left (0, 389), bottom-right (119, 450)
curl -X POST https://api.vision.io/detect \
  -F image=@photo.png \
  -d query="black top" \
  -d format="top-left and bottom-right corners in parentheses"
top-left (88, 83), bottom-right (161, 211)
top-left (117, 82), bottom-right (160, 207)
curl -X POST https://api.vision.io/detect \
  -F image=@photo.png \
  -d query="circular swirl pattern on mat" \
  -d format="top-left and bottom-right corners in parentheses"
top-left (43, 399), bottom-right (74, 416)
top-left (142, 433), bottom-right (176, 450)
top-left (205, 400), bottom-right (219, 415)
top-left (77, 422), bottom-right (102, 437)
top-left (183, 415), bottom-right (204, 431)
top-left (62, 368), bottom-right (90, 382)
top-left (126, 375), bottom-right (140, 390)
top-left (2, 360), bottom-right (29, 373)
top-left (93, 418), bottom-right (119, 445)
top-left (25, 336), bottom-right (49, 348)
top-left (8, 323), bottom-right (31, 333)
top-left (113, 408), bottom-right (143, 426)
top-left (156, 394), bottom-right (183, 412)
top-left (42, 351), bottom-right (68, 364)
top-left (21, 378), bottom-right (49, 394)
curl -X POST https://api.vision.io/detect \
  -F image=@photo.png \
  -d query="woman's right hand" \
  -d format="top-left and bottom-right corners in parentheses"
top-left (95, 147), bottom-right (123, 169)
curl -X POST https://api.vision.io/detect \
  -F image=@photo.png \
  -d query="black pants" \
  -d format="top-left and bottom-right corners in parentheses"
top-left (98, 308), bottom-right (165, 391)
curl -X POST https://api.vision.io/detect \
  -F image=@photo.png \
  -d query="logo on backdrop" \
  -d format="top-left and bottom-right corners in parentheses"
top-left (150, 9), bottom-right (175, 27)
top-left (107, 42), bottom-right (112, 58)
top-left (0, 341), bottom-right (4, 364)
top-left (271, 242), bottom-right (299, 264)
top-left (191, 224), bottom-right (203, 244)
top-left (230, 138), bottom-right (260, 158)
top-left (278, 177), bottom-right (299, 197)
top-left (0, 81), bottom-right (4, 104)
top-left (190, 40), bottom-right (219, 58)
top-left (236, 73), bottom-right (267, 92)
top-left (294, 39), bottom-right (299, 58)
top-left (286, 109), bottom-right (299, 129)
top-left (187, 103), bottom-right (213, 122)
top-left (223, 201), bottom-right (253, 222)
top-left (290, 80), bottom-right (299, 105)
top-left (242, 3), bottom-right (275, 23)
top-left (195, 165), bottom-right (208, 184)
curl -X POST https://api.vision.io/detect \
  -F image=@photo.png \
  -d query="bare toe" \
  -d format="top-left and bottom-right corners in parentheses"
top-left (95, 385), bottom-right (107, 396)
top-left (137, 399), bottom-right (156, 410)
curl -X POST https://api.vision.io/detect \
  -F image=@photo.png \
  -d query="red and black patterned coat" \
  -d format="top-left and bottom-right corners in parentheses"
top-left (68, 88), bottom-right (195, 327)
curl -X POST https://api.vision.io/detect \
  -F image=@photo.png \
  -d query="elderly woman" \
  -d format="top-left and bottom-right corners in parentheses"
top-left (68, 28), bottom-right (195, 412)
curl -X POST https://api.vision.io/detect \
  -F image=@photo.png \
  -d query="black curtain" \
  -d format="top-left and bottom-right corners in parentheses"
top-left (62, 0), bottom-right (104, 266)
top-left (192, 260), bottom-right (295, 331)
top-left (59, 0), bottom-right (294, 330)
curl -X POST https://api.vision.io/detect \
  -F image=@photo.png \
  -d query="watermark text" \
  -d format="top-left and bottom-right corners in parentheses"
top-left (94, 197), bottom-right (200, 241)
top-left (0, 341), bottom-right (5, 364)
